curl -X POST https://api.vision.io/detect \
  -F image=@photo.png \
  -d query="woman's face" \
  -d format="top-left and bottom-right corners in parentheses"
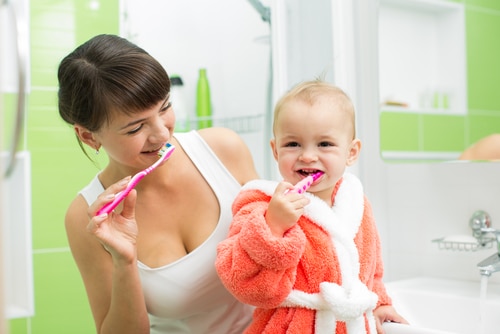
top-left (94, 97), bottom-right (175, 171)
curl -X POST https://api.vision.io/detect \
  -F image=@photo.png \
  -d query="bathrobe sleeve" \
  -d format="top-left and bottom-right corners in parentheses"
top-left (356, 196), bottom-right (392, 307)
top-left (215, 188), bottom-right (307, 308)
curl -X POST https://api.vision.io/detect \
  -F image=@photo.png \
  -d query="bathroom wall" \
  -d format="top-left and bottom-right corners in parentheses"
top-left (8, 0), bottom-right (500, 333)
top-left (362, 0), bottom-right (500, 286)
top-left (381, 162), bottom-right (500, 285)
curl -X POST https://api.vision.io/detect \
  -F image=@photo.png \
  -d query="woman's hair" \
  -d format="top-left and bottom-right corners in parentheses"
top-left (273, 80), bottom-right (356, 138)
top-left (57, 34), bottom-right (171, 154)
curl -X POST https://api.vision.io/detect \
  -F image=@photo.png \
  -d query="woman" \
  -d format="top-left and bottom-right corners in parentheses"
top-left (58, 34), bottom-right (258, 334)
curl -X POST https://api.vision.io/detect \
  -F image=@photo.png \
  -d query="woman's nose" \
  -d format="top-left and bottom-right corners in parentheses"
top-left (150, 116), bottom-right (171, 143)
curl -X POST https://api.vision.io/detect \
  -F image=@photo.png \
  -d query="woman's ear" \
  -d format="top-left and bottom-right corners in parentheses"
top-left (74, 125), bottom-right (100, 151)
top-left (346, 138), bottom-right (361, 166)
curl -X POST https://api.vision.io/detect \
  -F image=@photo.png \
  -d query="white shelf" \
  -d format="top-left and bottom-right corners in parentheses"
top-left (378, 0), bottom-right (467, 115)
top-left (178, 114), bottom-right (265, 133)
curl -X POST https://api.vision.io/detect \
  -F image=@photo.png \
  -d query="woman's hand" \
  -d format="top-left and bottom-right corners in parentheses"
top-left (87, 177), bottom-right (139, 264)
top-left (374, 305), bottom-right (409, 334)
top-left (265, 181), bottom-right (310, 237)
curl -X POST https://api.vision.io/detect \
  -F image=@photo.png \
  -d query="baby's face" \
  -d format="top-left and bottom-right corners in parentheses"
top-left (271, 98), bottom-right (357, 200)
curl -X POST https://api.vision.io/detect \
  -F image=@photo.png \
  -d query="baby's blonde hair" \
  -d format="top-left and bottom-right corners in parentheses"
top-left (273, 80), bottom-right (356, 139)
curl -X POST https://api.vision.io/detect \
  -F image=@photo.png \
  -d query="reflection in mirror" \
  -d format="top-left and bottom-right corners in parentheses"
top-left (378, 0), bottom-right (500, 163)
top-left (458, 134), bottom-right (500, 161)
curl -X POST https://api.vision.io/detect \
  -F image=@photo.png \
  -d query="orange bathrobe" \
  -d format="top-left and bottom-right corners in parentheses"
top-left (216, 173), bottom-right (392, 333)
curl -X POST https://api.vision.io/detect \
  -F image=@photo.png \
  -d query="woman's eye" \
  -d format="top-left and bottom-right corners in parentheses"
top-left (127, 124), bottom-right (143, 135)
top-left (161, 101), bottom-right (172, 112)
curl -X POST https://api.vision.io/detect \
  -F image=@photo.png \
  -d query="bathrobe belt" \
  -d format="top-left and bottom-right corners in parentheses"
top-left (279, 280), bottom-right (378, 333)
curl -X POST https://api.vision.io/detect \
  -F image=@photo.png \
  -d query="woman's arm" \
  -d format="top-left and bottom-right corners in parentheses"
top-left (65, 181), bottom-right (149, 334)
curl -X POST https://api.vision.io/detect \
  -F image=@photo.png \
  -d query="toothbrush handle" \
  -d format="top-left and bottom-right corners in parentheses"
top-left (96, 172), bottom-right (145, 216)
top-left (289, 175), bottom-right (314, 194)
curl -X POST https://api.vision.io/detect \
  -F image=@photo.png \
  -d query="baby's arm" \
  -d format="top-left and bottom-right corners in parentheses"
top-left (216, 187), bottom-right (307, 308)
top-left (374, 305), bottom-right (409, 334)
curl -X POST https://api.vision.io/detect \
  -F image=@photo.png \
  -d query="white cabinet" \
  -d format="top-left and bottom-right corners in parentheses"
top-left (1, 151), bottom-right (34, 319)
top-left (1, 0), bottom-right (34, 321)
top-left (379, 0), bottom-right (467, 115)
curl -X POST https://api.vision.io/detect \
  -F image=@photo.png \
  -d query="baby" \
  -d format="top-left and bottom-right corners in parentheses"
top-left (216, 80), bottom-right (407, 333)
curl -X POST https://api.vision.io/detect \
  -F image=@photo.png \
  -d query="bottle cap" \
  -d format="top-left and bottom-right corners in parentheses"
top-left (170, 75), bottom-right (183, 86)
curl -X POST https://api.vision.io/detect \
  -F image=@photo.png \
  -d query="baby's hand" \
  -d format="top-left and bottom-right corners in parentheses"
top-left (374, 305), bottom-right (409, 334)
top-left (265, 181), bottom-right (310, 237)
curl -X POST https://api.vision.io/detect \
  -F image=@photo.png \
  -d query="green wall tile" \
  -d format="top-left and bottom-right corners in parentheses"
top-left (467, 114), bottom-right (500, 145)
top-left (466, 0), bottom-right (500, 11)
top-left (30, 2), bottom-right (77, 88)
top-left (75, 0), bottom-right (120, 44)
top-left (8, 317), bottom-right (28, 334)
top-left (31, 47), bottom-right (73, 87)
top-left (380, 112), bottom-right (420, 151)
top-left (28, 90), bottom-right (58, 110)
top-left (30, 149), bottom-right (107, 249)
top-left (28, 128), bottom-right (75, 150)
top-left (27, 0), bottom-right (117, 259)
top-left (422, 114), bottom-right (465, 151)
top-left (466, 9), bottom-right (500, 111)
top-left (30, 251), bottom-right (94, 334)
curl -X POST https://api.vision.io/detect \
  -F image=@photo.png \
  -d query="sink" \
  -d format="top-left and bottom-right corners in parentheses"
top-left (382, 277), bottom-right (500, 334)
top-left (383, 322), bottom-right (451, 334)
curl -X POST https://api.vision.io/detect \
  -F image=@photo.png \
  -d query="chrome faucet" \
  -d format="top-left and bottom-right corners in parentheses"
top-left (478, 252), bottom-right (500, 277)
top-left (471, 211), bottom-right (500, 277)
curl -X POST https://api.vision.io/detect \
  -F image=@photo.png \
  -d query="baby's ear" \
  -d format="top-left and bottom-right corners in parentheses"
top-left (347, 138), bottom-right (361, 166)
top-left (270, 138), bottom-right (279, 162)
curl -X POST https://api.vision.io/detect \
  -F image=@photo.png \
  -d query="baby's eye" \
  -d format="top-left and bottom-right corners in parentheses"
top-left (319, 141), bottom-right (334, 147)
top-left (285, 142), bottom-right (299, 147)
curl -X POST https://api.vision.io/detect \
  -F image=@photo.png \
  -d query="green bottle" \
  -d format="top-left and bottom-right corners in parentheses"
top-left (196, 68), bottom-right (212, 129)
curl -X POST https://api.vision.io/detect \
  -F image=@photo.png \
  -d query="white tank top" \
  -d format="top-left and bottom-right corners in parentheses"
top-left (79, 131), bottom-right (253, 334)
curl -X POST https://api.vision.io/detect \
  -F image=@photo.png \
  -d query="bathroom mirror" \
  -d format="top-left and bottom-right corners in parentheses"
top-left (378, 0), bottom-right (500, 163)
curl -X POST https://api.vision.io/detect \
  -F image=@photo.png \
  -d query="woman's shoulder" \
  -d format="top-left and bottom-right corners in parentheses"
top-left (197, 127), bottom-right (243, 148)
top-left (64, 193), bottom-right (99, 259)
top-left (197, 127), bottom-right (259, 184)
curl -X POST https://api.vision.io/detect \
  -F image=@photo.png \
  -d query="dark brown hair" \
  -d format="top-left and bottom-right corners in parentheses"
top-left (58, 34), bottom-right (171, 155)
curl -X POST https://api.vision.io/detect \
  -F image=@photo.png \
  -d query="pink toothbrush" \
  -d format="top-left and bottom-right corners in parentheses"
top-left (286, 171), bottom-right (324, 194)
top-left (96, 143), bottom-right (175, 216)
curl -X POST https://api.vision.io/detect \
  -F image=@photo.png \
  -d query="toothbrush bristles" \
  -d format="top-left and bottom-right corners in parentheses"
top-left (158, 143), bottom-right (172, 157)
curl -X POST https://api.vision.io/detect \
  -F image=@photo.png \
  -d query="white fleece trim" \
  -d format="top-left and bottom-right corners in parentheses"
top-left (240, 178), bottom-right (277, 194)
top-left (271, 173), bottom-right (378, 333)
